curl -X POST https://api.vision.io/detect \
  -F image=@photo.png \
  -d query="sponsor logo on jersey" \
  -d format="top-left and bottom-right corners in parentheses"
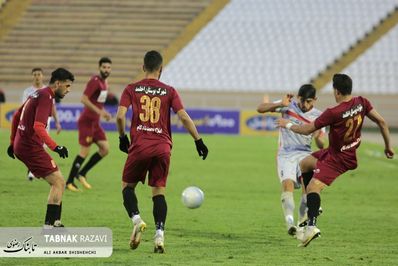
top-left (342, 104), bottom-right (363, 118)
top-left (135, 86), bottom-right (167, 96)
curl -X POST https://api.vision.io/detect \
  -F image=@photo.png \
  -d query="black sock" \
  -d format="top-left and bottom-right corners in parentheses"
top-left (307, 193), bottom-right (321, 226)
top-left (45, 204), bottom-right (60, 225)
top-left (55, 202), bottom-right (62, 221)
top-left (67, 155), bottom-right (85, 183)
top-left (302, 171), bottom-right (314, 189)
top-left (153, 195), bottom-right (167, 230)
top-left (122, 187), bottom-right (139, 218)
top-left (79, 152), bottom-right (102, 177)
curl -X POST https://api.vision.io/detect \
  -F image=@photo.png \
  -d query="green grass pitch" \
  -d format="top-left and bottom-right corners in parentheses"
top-left (0, 129), bottom-right (397, 265)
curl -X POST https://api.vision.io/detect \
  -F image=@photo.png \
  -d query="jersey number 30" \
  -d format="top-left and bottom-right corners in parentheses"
top-left (139, 95), bottom-right (161, 123)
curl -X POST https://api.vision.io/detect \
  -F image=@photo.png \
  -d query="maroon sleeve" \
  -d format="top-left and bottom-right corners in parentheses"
top-left (119, 87), bottom-right (131, 108)
top-left (362, 96), bottom-right (373, 115)
top-left (170, 88), bottom-right (184, 113)
top-left (314, 108), bottom-right (335, 129)
top-left (33, 121), bottom-right (57, 150)
top-left (10, 105), bottom-right (23, 144)
top-left (83, 77), bottom-right (98, 98)
top-left (35, 93), bottom-right (53, 125)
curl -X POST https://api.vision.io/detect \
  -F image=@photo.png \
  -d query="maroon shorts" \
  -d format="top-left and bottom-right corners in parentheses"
top-left (122, 143), bottom-right (171, 187)
top-left (78, 118), bottom-right (106, 147)
top-left (311, 149), bottom-right (348, 186)
top-left (14, 143), bottom-right (58, 178)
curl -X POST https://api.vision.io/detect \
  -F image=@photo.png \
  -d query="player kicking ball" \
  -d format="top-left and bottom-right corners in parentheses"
top-left (257, 84), bottom-right (324, 236)
top-left (7, 68), bottom-right (74, 228)
top-left (277, 74), bottom-right (394, 247)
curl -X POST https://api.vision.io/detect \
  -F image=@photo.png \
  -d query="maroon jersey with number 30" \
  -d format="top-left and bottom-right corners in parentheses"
top-left (119, 78), bottom-right (184, 148)
top-left (80, 75), bottom-right (108, 120)
top-left (314, 96), bottom-right (373, 169)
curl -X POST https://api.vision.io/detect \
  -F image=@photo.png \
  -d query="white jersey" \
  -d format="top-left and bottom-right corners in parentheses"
top-left (277, 100), bottom-right (323, 154)
top-left (22, 85), bottom-right (46, 103)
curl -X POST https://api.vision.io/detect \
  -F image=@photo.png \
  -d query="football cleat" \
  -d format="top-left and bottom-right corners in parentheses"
top-left (130, 220), bottom-right (146, 250)
top-left (66, 183), bottom-right (81, 192)
top-left (153, 232), bottom-right (165, 253)
top-left (54, 220), bottom-right (65, 227)
top-left (297, 226), bottom-right (321, 247)
top-left (298, 207), bottom-right (323, 227)
top-left (78, 175), bottom-right (92, 189)
top-left (27, 171), bottom-right (35, 181)
top-left (287, 225), bottom-right (297, 236)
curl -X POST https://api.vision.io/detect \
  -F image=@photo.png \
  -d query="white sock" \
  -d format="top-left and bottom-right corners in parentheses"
top-left (156, 229), bottom-right (164, 237)
top-left (132, 214), bottom-right (142, 224)
top-left (299, 194), bottom-right (307, 223)
top-left (281, 191), bottom-right (295, 226)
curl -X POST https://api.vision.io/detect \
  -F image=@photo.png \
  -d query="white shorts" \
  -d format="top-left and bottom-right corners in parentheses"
top-left (277, 151), bottom-right (310, 186)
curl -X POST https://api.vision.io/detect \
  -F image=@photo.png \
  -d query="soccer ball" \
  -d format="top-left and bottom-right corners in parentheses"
top-left (181, 186), bottom-right (204, 209)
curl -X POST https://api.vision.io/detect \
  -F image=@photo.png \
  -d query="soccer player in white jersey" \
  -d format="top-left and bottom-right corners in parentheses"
top-left (22, 68), bottom-right (62, 180)
top-left (257, 84), bottom-right (324, 236)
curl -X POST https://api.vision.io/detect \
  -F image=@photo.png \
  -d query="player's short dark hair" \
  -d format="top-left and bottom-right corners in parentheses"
top-left (31, 67), bottom-right (43, 73)
top-left (49, 68), bottom-right (75, 84)
top-left (298, 84), bottom-right (316, 99)
top-left (333, 74), bottom-right (352, 95)
top-left (144, 50), bottom-right (163, 72)
top-left (99, 57), bottom-right (112, 66)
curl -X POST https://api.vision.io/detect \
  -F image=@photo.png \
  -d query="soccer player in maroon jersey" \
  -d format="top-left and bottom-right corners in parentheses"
top-left (277, 74), bottom-right (394, 247)
top-left (66, 57), bottom-right (112, 192)
top-left (7, 68), bottom-right (74, 227)
top-left (116, 50), bottom-right (208, 253)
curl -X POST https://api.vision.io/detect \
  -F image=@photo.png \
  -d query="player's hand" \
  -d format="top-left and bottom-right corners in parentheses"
top-left (7, 145), bottom-right (15, 159)
top-left (119, 134), bottom-right (130, 154)
top-left (55, 122), bottom-right (62, 135)
top-left (101, 110), bottom-right (112, 121)
top-left (276, 118), bottom-right (289, 128)
top-left (53, 146), bottom-right (68, 158)
top-left (384, 147), bottom-right (394, 159)
top-left (281, 94), bottom-right (294, 107)
top-left (195, 139), bottom-right (208, 160)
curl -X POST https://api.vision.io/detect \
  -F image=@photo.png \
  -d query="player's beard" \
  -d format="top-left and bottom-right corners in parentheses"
top-left (100, 71), bottom-right (110, 79)
top-left (55, 89), bottom-right (65, 99)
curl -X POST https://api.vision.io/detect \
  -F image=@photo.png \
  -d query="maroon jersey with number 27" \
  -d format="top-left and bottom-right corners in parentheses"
top-left (314, 96), bottom-right (373, 169)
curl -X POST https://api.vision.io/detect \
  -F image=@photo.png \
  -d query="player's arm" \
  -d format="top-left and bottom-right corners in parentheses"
top-left (276, 118), bottom-right (317, 135)
top-left (313, 129), bottom-right (325, 149)
top-left (177, 109), bottom-right (208, 160)
top-left (51, 105), bottom-right (62, 134)
top-left (116, 105), bottom-right (130, 153)
top-left (81, 94), bottom-right (111, 121)
top-left (366, 109), bottom-right (394, 158)
top-left (34, 97), bottom-right (68, 158)
top-left (257, 94), bottom-right (293, 113)
top-left (7, 105), bottom-right (23, 158)
top-left (116, 106), bottom-right (127, 136)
